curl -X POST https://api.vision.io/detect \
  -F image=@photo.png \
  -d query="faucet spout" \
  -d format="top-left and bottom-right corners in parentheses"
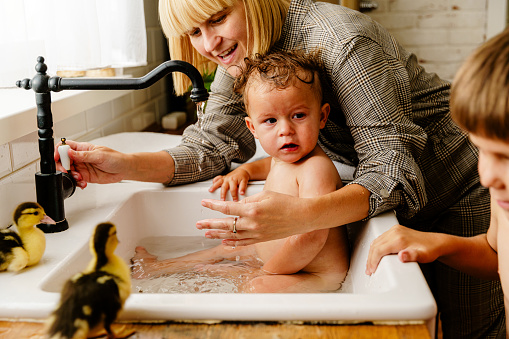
top-left (16, 56), bottom-right (209, 233)
top-left (55, 60), bottom-right (209, 103)
top-left (18, 58), bottom-right (209, 103)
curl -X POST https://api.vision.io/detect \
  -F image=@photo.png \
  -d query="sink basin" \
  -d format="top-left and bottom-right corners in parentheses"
top-left (37, 182), bottom-right (436, 335)
top-left (0, 132), bottom-right (435, 338)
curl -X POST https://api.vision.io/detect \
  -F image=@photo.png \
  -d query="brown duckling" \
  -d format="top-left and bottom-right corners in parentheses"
top-left (46, 222), bottom-right (134, 339)
top-left (0, 202), bottom-right (50, 272)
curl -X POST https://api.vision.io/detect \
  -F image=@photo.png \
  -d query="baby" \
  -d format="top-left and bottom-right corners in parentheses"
top-left (132, 50), bottom-right (349, 293)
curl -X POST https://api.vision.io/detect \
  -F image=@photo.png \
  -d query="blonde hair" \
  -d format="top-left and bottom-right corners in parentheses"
top-left (451, 28), bottom-right (509, 141)
top-left (159, 0), bottom-right (291, 95)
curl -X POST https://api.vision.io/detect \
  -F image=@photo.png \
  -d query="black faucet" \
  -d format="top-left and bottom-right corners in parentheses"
top-left (16, 56), bottom-right (209, 233)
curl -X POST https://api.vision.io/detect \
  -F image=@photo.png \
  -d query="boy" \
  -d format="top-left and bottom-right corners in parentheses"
top-left (132, 50), bottom-right (350, 293)
top-left (366, 29), bottom-right (509, 334)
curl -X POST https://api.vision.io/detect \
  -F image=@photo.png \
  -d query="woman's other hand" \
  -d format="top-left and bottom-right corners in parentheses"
top-left (197, 190), bottom-right (315, 246)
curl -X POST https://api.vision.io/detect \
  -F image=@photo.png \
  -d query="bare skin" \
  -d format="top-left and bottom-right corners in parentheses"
top-left (131, 77), bottom-right (350, 293)
top-left (131, 149), bottom-right (349, 293)
top-left (54, 139), bottom-right (175, 188)
top-left (365, 133), bottom-right (503, 281)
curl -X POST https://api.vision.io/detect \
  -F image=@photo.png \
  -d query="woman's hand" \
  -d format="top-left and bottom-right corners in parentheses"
top-left (209, 168), bottom-right (251, 201)
top-left (197, 190), bottom-right (316, 246)
top-left (366, 224), bottom-right (441, 275)
top-left (54, 139), bottom-right (129, 188)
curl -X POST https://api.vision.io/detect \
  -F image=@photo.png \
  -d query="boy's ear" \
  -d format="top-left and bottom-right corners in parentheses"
top-left (245, 117), bottom-right (258, 139)
top-left (320, 103), bottom-right (330, 129)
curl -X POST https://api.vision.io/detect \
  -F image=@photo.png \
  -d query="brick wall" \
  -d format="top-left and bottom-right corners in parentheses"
top-left (367, 0), bottom-right (489, 81)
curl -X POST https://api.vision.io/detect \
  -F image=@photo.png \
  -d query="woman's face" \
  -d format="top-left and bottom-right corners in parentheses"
top-left (187, 1), bottom-right (249, 77)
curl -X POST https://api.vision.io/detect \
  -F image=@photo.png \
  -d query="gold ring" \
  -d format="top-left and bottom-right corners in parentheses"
top-left (232, 217), bottom-right (238, 233)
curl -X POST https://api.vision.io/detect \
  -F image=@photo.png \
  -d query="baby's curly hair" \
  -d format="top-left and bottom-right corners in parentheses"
top-left (233, 49), bottom-right (327, 109)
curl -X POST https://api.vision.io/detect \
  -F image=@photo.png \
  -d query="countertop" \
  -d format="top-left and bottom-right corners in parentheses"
top-left (0, 320), bottom-right (432, 338)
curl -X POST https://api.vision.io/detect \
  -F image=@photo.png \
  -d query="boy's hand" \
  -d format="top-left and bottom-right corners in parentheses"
top-left (209, 168), bottom-right (251, 201)
top-left (366, 224), bottom-right (440, 275)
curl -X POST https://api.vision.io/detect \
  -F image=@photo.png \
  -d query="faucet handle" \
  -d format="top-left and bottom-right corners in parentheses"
top-left (35, 56), bottom-right (48, 74)
top-left (16, 56), bottom-right (60, 93)
top-left (16, 78), bottom-right (31, 89)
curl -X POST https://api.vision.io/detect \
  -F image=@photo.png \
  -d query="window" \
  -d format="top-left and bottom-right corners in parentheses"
top-left (0, 0), bottom-right (147, 87)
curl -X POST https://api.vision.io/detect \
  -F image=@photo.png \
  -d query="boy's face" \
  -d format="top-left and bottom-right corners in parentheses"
top-left (470, 134), bottom-right (509, 218)
top-left (244, 79), bottom-right (329, 163)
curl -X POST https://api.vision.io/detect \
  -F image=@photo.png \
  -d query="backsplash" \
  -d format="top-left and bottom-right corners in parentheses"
top-left (0, 0), bottom-right (500, 228)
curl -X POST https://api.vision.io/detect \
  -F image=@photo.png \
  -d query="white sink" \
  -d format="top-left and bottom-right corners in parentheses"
top-left (38, 182), bottom-right (436, 335)
top-left (0, 133), bottom-right (436, 337)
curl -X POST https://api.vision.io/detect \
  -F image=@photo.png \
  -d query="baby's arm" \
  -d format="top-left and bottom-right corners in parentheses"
top-left (209, 157), bottom-right (272, 201)
top-left (261, 155), bottom-right (342, 274)
top-left (366, 203), bottom-right (499, 280)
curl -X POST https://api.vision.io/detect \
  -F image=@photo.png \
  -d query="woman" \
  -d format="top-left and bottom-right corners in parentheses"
top-left (56, 0), bottom-right (503, 337)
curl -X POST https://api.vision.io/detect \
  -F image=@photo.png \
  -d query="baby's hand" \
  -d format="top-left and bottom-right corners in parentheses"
top-left (209, 168), bottom-right (250, 201)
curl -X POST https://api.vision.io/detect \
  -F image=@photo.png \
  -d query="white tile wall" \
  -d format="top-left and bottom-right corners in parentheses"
top-left (10, 132), bottom-right (39, 172)
top-left (0, 144), bottom-right (12, 178)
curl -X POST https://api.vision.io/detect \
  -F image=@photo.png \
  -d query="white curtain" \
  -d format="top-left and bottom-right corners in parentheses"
top-left (0, 0), bottom-right (147, 87)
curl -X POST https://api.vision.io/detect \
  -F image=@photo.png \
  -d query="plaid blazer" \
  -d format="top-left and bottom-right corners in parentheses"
top-left (166, 0), bottom-right (481, 226)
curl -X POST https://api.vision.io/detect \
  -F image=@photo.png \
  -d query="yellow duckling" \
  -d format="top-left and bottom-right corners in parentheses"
top-left (46, 222), bottom-right (134, 339)
top-left (0, 202), bottom-right (49, 272)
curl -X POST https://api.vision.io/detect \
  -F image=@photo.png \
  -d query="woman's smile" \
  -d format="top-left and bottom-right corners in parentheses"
top-left (188, 1), bottom-right (248, 77)
top-left (218, 44), bottom-right (237, 59)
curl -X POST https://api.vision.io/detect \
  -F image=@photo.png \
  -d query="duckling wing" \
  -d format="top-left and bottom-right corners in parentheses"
top-left (46, 271), bottom-right (123, 339)
top-left (0, 229), bottom-right (25, 271)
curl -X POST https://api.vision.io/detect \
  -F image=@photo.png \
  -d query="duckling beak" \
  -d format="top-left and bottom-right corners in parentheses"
top-left (40, 215), bottom-right (56, 225)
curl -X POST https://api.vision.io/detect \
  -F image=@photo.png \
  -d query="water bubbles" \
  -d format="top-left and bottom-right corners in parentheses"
top-left (130, 235), bottom-right (349, 294)
top-left (134, 270), bottom-right (241, 294)
top-left (130, 236), bottom-right (263, 294)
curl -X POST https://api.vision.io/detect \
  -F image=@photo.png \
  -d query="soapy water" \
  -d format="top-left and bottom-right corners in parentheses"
top-left (130, 236), bottom-right (352, 294)
top-left (131, 236), bottom-right (264, 293)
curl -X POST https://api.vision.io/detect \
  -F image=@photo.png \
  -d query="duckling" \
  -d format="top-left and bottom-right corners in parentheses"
top-left (0, 202), bottom-right (49, 272)
top-left (46, 222), bottom-right (134, 339)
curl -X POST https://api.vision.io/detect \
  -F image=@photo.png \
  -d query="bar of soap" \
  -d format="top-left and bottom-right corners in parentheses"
top-left (162, 111), bottom-right (187, 130)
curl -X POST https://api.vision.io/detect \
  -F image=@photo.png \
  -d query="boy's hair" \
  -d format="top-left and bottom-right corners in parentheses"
top-left (451, 28), bottom-right (509, 140)
top-left (159, 0), bottom-right (291, 96)
top-left (233, 49), bottom-right (327, 110)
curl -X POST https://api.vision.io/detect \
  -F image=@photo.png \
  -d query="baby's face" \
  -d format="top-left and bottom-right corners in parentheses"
top-left (244, 80), bottom-right (329, 164)
top-left (470, 133), bottom-right (509, 218)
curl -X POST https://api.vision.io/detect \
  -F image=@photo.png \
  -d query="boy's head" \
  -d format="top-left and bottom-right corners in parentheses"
top-left (451, 29), bottom-right (509, 216)
top-left (233, 50), bottom-right (330, 163)
top-left (451, 28), bottom-right (509, 141)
